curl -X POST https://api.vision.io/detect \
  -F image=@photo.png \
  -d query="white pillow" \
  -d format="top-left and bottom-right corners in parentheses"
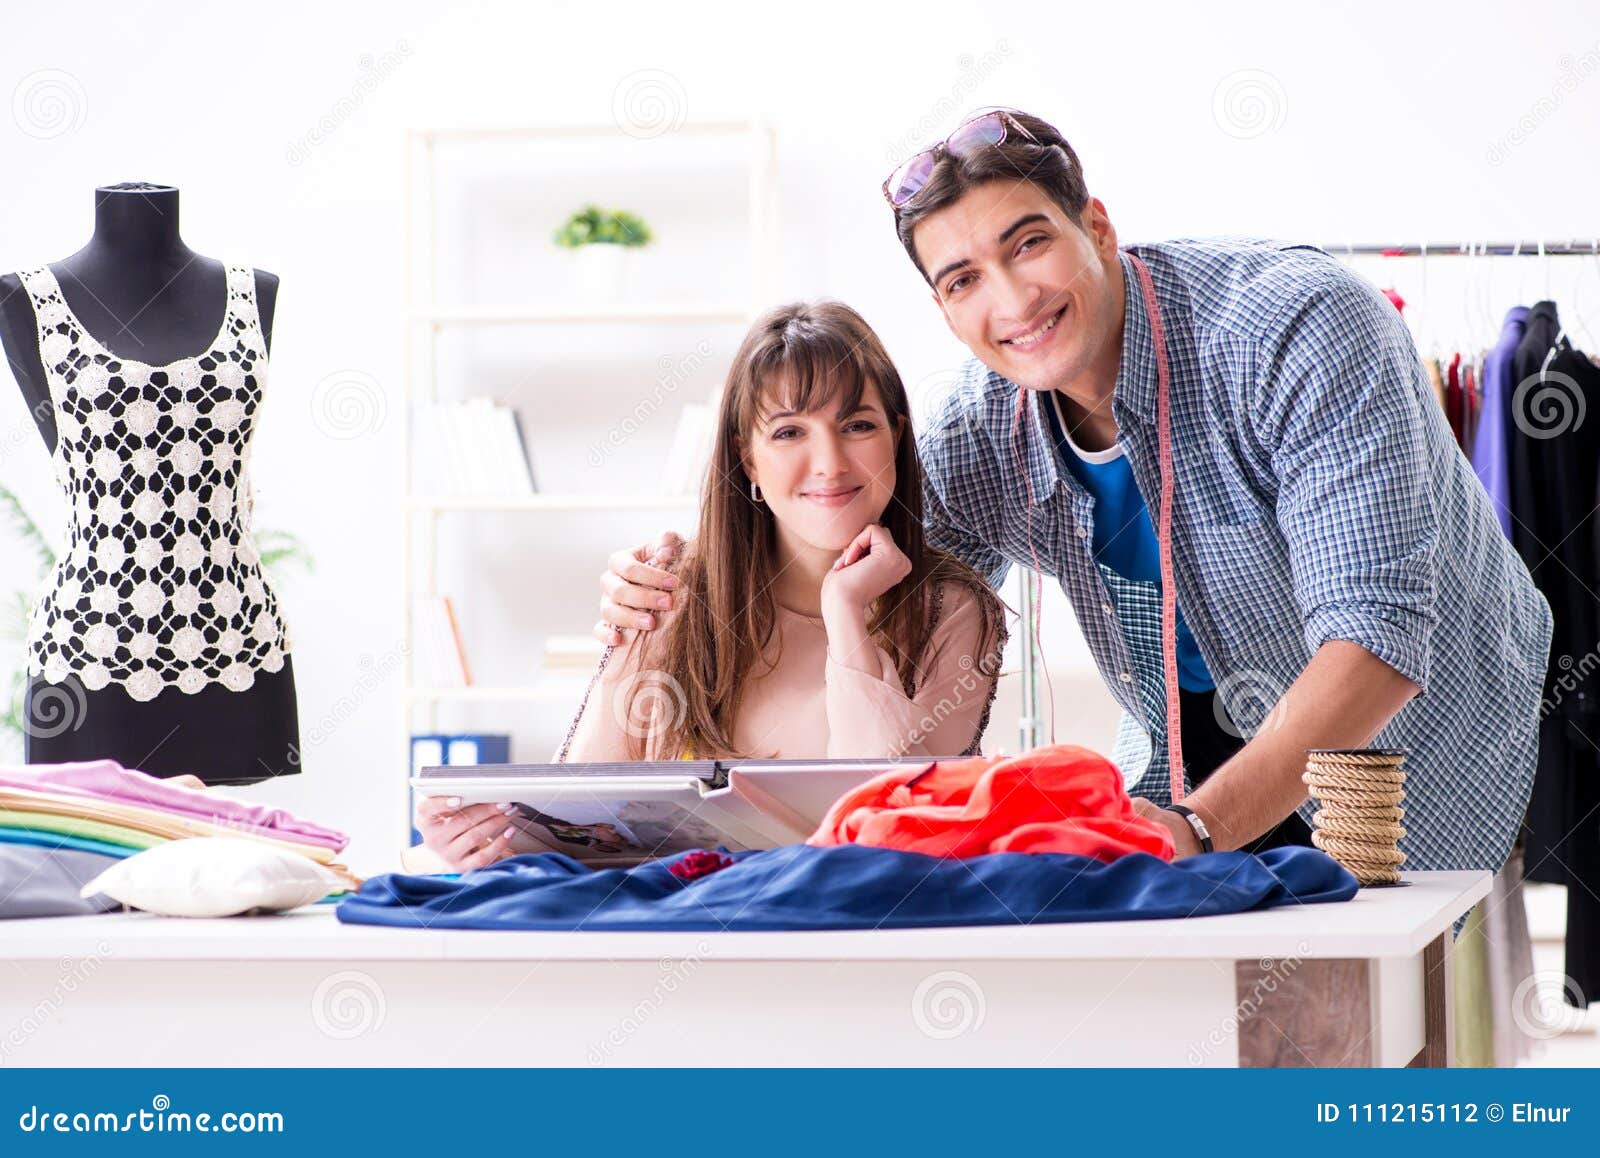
top-left (80, 837), bottom-right (345, 918)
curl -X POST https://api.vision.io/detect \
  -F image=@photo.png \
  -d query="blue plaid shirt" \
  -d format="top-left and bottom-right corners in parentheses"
top-left (919, 238), bottom-right (1553, 873)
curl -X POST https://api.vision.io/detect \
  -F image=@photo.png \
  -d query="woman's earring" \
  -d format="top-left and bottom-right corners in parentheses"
top-left (750, 482), bottom-right (764, 503)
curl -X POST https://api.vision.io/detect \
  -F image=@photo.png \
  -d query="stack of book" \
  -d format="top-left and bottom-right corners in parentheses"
top-left (410, 594), bottom-right (472, 687)
top-left (413, 398), bottom-right (536, 496)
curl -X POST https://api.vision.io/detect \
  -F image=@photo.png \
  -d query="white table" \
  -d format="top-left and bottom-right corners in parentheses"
top-left (0, 870), bottom-right (1488, 1067)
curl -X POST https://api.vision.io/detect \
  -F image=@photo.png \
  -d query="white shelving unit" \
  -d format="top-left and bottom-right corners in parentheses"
top-left (399, 120), bottom-right (778, 809)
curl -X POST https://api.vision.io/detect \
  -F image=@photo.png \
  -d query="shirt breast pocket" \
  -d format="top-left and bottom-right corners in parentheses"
top-left (1185, 514), bottom-right (1305, 671)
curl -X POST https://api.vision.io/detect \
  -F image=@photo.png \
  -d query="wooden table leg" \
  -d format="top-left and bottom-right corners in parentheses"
top-left (1234, 933), bottom-right (1451, 1067)
top-left (1235, 956), bottom-right (1375, 1066)
top-left (1405, 932), bottom-right (1454, 1068)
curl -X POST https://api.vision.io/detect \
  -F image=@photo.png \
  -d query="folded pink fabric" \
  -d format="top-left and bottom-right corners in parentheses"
top-left (0, 760), bottom-right (347, 852)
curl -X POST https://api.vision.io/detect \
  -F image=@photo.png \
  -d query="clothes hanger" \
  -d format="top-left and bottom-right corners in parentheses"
top-left (1563, 238), bottom-right (1599, 353)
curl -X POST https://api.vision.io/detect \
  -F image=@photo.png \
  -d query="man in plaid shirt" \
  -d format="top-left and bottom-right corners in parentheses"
top-left (599, 109), bottom-right (1550, 873)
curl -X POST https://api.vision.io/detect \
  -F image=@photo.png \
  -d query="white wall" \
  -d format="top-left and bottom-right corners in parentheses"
top-left (0, 0), bottom-right (1596, 874)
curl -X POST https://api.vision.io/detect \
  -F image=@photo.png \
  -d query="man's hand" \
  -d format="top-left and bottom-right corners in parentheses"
top-left (1131, 797), bottom-right (1202, 858)
top-left (595, 532), bottom-right (684, 645)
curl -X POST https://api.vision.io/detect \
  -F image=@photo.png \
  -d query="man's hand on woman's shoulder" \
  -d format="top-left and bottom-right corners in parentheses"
top-left (595, 531), bottom-right (684, 645)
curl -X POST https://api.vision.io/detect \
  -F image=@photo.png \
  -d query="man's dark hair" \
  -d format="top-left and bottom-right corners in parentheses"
top-left (892, 110), bottom-right (1089, 284)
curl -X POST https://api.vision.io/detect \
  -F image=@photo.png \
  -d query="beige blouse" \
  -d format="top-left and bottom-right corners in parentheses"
top-left (557, 581), bottom-right (1004, 762)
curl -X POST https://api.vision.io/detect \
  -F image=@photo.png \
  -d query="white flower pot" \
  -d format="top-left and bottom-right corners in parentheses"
top-left (571, 243), bottom-right (630, 301)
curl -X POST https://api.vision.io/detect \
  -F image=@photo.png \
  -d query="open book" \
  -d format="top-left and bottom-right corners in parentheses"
top-left (412, 758), bottom-right (933, 866)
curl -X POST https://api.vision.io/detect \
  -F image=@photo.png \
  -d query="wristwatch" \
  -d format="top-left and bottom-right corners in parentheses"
top-left (1163, 803), bottom-right (1214, 854)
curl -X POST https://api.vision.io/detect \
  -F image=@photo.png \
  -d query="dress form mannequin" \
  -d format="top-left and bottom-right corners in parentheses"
top-left (0, 183), bottom-right (300, 784)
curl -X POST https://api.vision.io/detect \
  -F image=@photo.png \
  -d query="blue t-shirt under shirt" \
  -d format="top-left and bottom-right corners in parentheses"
top-left (1040, 390), bottom-right (1215, 692)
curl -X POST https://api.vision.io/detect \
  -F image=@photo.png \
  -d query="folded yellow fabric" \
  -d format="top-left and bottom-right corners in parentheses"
top-left (0, 787), bottom-right (340, 865)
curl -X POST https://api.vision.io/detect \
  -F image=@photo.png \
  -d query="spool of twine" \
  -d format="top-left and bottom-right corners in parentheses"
top-left (1302, 749), bottom-right (1406, 886)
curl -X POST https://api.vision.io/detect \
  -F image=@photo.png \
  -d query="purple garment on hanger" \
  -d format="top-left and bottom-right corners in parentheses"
top-left (0, 760), bottom-right (347, 851)
top-left (1471, 305), bottom-right (1530, 539)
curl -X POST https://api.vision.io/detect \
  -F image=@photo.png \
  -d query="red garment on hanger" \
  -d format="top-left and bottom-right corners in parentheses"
top-left (1445, 352), bottom-right (1465, 446)
top-left (806, 745), bottom-right (1176, 862)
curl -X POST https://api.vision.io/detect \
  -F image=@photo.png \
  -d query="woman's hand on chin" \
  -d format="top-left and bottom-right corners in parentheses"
top-left (821, 523), bottom-right (912, 619)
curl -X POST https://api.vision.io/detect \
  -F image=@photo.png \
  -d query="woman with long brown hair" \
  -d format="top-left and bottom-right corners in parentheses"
top-left (417, 302), bottom-right (1007, 870)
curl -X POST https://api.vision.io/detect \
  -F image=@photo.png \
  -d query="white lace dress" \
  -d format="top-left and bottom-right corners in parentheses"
top-left (16, 262), bottom-right (292, 702)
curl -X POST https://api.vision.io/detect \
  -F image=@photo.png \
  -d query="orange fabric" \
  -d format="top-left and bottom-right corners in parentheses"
top-left (805, 744), bottom-right (1175, 862)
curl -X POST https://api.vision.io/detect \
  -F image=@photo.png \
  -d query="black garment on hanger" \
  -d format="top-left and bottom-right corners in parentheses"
top-left (1508, 302), bottom-right (1600, 1007)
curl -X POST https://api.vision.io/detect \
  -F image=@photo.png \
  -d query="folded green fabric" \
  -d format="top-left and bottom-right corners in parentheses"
top-left (0, 825), bottom-right (143, 859)
top-left (0, 809), bottom-right (163, 852)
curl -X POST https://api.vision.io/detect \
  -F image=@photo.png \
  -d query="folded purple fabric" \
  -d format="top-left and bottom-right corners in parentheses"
top-left (0, 760), bottom-right (347, 852)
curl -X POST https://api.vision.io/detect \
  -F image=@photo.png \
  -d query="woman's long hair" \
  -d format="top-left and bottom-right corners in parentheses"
top-left (624, 300), bottom-right (1005, 759)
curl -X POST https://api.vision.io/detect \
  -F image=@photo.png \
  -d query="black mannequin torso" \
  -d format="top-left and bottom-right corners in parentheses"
top-left (0, 184), bottom-right (280, 453)
top-left (0, 183), bottom-right (300, 784)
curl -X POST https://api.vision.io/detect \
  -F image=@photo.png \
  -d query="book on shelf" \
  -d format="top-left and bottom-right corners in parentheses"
top-left (408, 733), bottom-right (511, 844)
top-left (413, 398), bottom-right (536, 497)
top-left (411, 594), bottom-right (472, 687)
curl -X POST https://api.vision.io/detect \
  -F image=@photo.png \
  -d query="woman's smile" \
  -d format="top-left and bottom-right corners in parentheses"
top-left (799, 484), bottom-right (864, 508)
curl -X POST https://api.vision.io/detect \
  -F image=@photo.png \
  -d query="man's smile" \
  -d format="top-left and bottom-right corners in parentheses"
top-left (999, 302), bottom-right (1067, 351)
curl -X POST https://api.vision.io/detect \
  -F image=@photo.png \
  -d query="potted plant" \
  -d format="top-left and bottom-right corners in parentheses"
top-left (552, 206), bottom-right (653, 300)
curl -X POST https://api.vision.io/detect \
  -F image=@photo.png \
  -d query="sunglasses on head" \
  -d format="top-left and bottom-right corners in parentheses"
top-left (881, 110), bottom-right (1045, 209)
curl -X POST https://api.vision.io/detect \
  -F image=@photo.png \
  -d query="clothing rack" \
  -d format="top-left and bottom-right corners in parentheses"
top-left (1325, 240), bottom-right (1599, 257)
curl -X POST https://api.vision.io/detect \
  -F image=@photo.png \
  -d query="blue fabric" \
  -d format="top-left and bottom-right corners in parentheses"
top-left (1039, 387), bottom-right (1214, 691)
top-left (0, 825), bottom-right (141, 859)
top-left (335, 844), bottom-right (1358, 932)
top-left (1470, 305), bottom-right (1528, 540)
top-left (917, 238), bottom-right (1553, 872)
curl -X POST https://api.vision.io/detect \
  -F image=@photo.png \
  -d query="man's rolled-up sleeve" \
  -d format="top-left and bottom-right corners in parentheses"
top-left (1251, 273), bottom-right (1439, 694)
